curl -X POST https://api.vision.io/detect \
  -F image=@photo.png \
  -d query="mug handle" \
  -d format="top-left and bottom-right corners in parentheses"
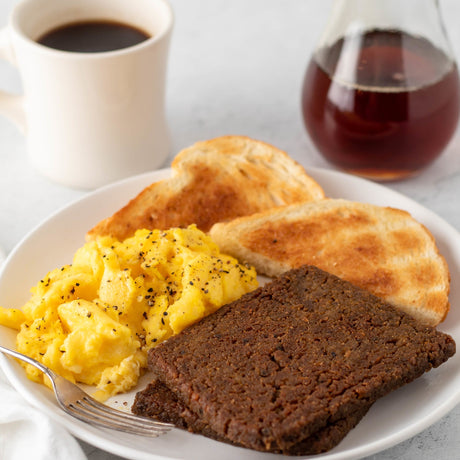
top-left (0, 27), bottom-right (26, 133)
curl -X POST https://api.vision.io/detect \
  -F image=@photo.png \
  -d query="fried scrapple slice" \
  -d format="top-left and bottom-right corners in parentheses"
top-left (132, 265), bottom-right (455, 455)
top-left (133, 379), bottom-right (372, 455)
top-left (86, 135), bottom-right (324, 241)
top-left (209, 199), bottom-right (450, 326)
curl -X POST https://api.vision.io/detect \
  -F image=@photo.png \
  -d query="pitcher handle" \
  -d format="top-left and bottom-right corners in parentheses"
top-left (0, 27), bottom-right (26, 133)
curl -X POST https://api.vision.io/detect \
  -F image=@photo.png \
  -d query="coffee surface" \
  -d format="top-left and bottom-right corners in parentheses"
top-left (37, 20), bottom-right (150, 53)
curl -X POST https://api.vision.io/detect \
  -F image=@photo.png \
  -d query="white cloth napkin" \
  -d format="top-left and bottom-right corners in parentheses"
top-left (0, 367), bottom-right (87, 460)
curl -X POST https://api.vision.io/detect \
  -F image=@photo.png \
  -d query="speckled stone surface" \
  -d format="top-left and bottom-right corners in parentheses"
top-left (1, 0), bottom-right (460, 458)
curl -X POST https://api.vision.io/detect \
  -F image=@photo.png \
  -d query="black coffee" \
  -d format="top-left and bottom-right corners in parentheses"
top-left (37, 20), bottom-right (150, 53)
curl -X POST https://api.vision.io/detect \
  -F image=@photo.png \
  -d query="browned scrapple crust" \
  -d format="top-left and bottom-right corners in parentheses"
top-left (133, 265), bottom-right (455, 455)
top-left (133, 379), bottom-right (372, 455)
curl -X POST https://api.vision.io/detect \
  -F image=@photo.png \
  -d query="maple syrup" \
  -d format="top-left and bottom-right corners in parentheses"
top-left (302, 29), bottom-right (460, 180)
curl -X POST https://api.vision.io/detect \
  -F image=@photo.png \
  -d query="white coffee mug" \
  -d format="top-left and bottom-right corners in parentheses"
top-left (0, 0), bottom-right (173, 189)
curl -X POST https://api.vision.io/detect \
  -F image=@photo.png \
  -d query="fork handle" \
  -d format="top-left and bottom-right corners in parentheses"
top-left (0, 344), bottom-right (57, 380)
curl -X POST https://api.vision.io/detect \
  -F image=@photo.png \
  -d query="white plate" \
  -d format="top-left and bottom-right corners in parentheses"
top-left (1, 167), bottom-right (460, 460)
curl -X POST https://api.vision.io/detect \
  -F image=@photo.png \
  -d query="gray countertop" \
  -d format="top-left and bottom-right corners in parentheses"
top-left (1, 1), bottom-right (459, 459)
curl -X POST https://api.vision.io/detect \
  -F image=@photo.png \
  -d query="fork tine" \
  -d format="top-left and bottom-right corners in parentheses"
top-left (63, 402), bottom-right (166, 437)
top-left (52, 373), bottom-right (172, 434)
top-left (54, 375), bottom-right (171, 429)
top-left (60, 395), bottom-right (172, 435)
top-left (0, 345), bottom-right (172, 437)
top-left (76, 398), bottom-right (171, 433)
top-left (80, 395), bottom-right (173, 428)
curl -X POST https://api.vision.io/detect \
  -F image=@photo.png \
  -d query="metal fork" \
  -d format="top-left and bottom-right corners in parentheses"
top-left (0, 345), bottom-right (173, 437)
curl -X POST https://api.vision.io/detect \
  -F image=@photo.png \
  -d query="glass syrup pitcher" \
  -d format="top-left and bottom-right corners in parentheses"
top-left (301, 0), bottom-right (460, 181)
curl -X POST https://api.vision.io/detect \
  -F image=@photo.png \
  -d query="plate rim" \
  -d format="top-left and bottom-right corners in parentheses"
top-left (1, 166), bottom-right (460, 460)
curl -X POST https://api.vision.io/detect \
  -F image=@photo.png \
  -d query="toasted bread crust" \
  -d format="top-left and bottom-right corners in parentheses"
top-left (86, 136), bottom-right (324, 241)
top-left (209, 199), bottom-right (450, 326)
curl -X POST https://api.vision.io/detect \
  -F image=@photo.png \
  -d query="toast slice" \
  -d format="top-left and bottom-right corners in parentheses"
top-left (132, 265), bottom-right (455, 454)
top-left (86, 136), bottom-right (325, 241)
top-left (209, 199), bottom-right (450, 326)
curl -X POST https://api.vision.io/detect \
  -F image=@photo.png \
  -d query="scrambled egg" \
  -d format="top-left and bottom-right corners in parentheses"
top-left (0, 225), bottom-right (258, 400)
